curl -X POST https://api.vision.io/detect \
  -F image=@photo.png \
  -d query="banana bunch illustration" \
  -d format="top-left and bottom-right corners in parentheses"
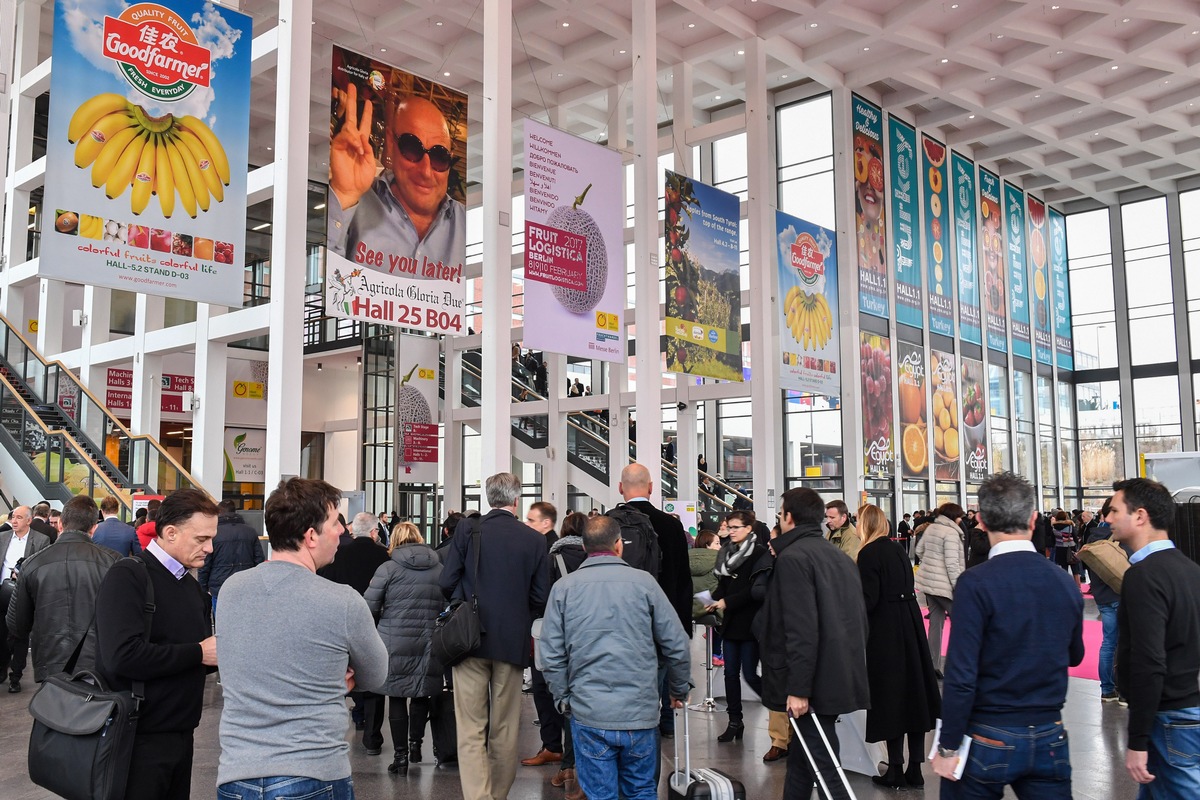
top-left (78, 214), bottom-right (105, 239)
top-left (67, 93), bottom-right (231, 219)
top-left (783, 285), bottom-right (834, 350)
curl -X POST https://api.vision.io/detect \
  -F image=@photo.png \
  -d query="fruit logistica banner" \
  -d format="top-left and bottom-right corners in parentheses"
top-left (860, 332), bottom-right (893, 477)
top-left (979, 169), bottom-right (1007, 353)
top-left (394, 334), bottom-right (440, 482)
top-left (775, 210), bottom-right (840, 398)
top-left (1049, 208), bottom-right (1074, 371)
top-left (961, 357), bottom-right (988, 482)
top-left (521, 120), bottom-right (624, 363)
top-left (896, 342), bottom-right (927, 480)
top-left (853, 96), bottom-right (888, 319)
top-left (952, 153), bottom-right (981, 346)
top-left (1027, 195), bottom-right (1053, 366)
top-left (325, 47), bottom-right (467, 336)
top-left (930, 350), bottom-right (959, 481)
top-left (888, 117), bottom-right (922, 329)
top-left (922, 135), bottom-right (953, 338)
top-left (664, 171), bottom-right (743, 381)
top-left (1004, 182), bottom-right (1032, 360)
top-left (42, 0), bottom-right (252, 305)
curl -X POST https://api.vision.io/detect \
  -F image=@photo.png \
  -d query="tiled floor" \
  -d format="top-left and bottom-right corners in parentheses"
top-left (1, 611), bottom-right (1139, 799)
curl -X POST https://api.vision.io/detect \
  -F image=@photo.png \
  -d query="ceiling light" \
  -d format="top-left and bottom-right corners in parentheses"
top-left (968, 114), bottom-right (976, 119)
top-left (688, 23), bottom-right (695, 28)
top-left (557, 72), bottom-right (563, 77)
top-left (996, 34), bottom-right (1004, 39)
top-left (1093, 132), bottom-right (1100, 136)
top-left (1122, 18), bottom-right (1130, 22)
top-left (714, 95), bottom-right (722, 100)
top-left (951, 3), bottom-right (959, 7)
top-left (317, 363), bottom-right (322, 371)
top-left (1051, 4), bottom-right (1059, 8)
top-left (252, 222), bottom-right (271, 230)
top-left (357, 356), bottom-right (363, 366)
top-left (266, 145), bottom-right (272, 150)
top-left (313, 203), bottom-right (326, 210)
top-left (809, 22), bottom-right (818, 28)
top-left (1056, 50), bottom-right (1064, 54)
top-left (737, 50), bottom-right (744, 55)
top-left (1033, 94), bottom-right (1040, 98)
top-left (863, 46), bottom-right (870, 51)
top-left (435, 20), bottom-right (443, 26)
top-left (1111, 65), bottom-right (1118, 70)
top-left (562, 21), bottom-right (569, 27)
top-left (940, 58), bottom-right (949, 63)
top-left (444, 71), bottom-right (451, 77)
top-left (989, 76), bottom-right (996, 81)
top-left (781, 74), bottom-right (788, 78)
top-left (619, 49), bottom-right (626, 54)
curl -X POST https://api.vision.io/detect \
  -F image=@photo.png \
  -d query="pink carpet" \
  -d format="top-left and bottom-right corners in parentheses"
top-left (924, 614), bottom-right (1103, 681)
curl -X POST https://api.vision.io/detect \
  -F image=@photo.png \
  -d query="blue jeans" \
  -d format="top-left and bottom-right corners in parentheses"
top-left (1140, 707), bottom-right (1200, 799)
top-left (1096, 601), bottom-right (1119, 695)
top-left (218, 777), bottom-right (355, 800)
top-left (942, 721), bottom-right (1071, 799)
top-left (571, 721), bottom-right (657, 800)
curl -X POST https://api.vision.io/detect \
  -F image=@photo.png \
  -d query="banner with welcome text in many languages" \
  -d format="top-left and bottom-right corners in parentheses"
top-left (1004, 182), bottom-right (1032, 360)
top-left (776, 209), bottom-right (840, 398)
top-left (1049, 208), bottom-right (1074, 371)
top-left (853, 96), bottom-right (888, 319)
top-left (952, 153), bottom-right (982, 346)
top-left (888, 117), bottom-right (922, 329)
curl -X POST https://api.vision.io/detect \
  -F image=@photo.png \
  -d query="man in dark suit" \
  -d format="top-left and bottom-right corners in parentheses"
top-left (93, 495), bottom-right (142, 557)
top-left (1, 506), bottom-right (52, 692)
top-left (618, 462), bottom-right (693, 738)
top-left (440, 472), bottom-right (550, 800)
top-left (317, 511), bottom-right (389, 596)
top-left (31, 501), bottom-right (57, 544)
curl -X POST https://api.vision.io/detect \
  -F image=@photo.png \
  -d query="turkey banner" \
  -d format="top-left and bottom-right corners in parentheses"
top-left (1027, 195), bottom-right (1053, 366)
top-left (393, 333), bottom-right (440, 482)
top-left (853, 96), bottom-right (888, 319)
top-left (1049, 208), bottom-right (1074, 370)
top-left (888, 117), bottom-right (922, 329)
top-left (979, 169), bottom-right (1007, 353)
top-left (776, 209), bottom-right (840, 398)
top-left (1004, 182), bottom-right (1032, 360)
top-left (922, 135), bottom-right (953, 338)
top-left (860, 332), bottom-right (894, 477)
top-left (952, 152), bottom-right (981, 346)
top-left (522, 119), bottom-right (625, 363)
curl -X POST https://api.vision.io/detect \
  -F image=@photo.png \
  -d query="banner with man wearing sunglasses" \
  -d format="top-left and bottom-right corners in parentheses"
top-left (325, 47), bottom-right (467, 335)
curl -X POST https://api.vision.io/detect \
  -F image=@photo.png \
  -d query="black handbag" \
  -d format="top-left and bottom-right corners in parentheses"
top-left (27, 558), bottom-right (155, 800)
top-left (431, 520), bottom-right (485, 667)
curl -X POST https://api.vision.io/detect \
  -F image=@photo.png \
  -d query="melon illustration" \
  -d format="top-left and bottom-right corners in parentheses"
top-left (547, 184), bottom-right (608, 314)
top-left (397, 363), bottom-right (432, 467)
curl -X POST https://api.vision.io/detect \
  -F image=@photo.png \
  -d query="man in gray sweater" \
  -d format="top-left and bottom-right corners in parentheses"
top-left (215, 478), bottom-right (388, 799)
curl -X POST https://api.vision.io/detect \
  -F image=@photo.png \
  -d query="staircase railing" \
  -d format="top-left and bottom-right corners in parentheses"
top-left (0, 312), bottom-right (203, 497)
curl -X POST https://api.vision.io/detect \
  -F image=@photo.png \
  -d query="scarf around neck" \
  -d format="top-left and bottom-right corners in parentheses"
top-left (714, 535), bottom-right (756, 578)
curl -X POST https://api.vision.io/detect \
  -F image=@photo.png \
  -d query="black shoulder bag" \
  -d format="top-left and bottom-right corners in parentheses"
top-left (27, 557), bottom-right (155, 800)
top-left (431, 519), bottom-right (485, 667)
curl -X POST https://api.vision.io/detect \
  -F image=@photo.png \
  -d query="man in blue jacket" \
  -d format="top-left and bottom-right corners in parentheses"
top-left (539, 515), bottom-right (690, 800)
top-left (91, 495), bottom-right (141, 557)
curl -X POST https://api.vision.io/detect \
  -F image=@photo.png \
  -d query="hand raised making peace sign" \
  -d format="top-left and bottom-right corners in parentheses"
top-left (329, 82), bottom-right (378, 211)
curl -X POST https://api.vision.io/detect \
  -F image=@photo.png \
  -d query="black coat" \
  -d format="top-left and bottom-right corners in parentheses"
top-left (712, 543), bottom-right (771, 641)
top-left (757, 522), bottom-right (870, 715)
top-left (364, 543), bottom-right (444, 698)
top-left (857, 537), bottom-right (939, 742)
top-left (318, 536), bottom-right (390, 596)
top-left (626, 499), bottom-right (694, 636)
top-left (965, 527), bottom-right (991, 569)
top-left (199, 513), bottom-right (265, 598)
top-left (440, 509), bottom-right (550, 667)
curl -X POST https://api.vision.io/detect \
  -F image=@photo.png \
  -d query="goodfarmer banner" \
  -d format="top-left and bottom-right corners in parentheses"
top-left (776, 210), bottom-right (840, 398)
top-left (888, 117), bottom-right (922, 329)
top-left (952, 153), bottom-right (981, 346)
top-left (1004, 182), bottom-right (1032, 360)
top-left (325, 47), bottom-right (467, 336)
top-left (853, 96), bottom-right (888, 319)
top-left (42, 0), bottom-right (252, 305)
top-left (521, 120), bottom-right (625, 364)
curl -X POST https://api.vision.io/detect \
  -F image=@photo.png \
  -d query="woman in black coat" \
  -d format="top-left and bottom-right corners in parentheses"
top-left (364, 523), bottom-right (445, 775)
top-left (707, 510), bottom-right (772, 744)
top-left (856, 504), bottom-right (940, 789)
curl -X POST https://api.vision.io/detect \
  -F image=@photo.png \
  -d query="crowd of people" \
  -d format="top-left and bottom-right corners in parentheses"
top-left (1, 470), bottom-right (1198, 800)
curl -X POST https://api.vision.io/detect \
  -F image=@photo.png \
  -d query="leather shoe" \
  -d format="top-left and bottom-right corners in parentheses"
top-left (7, 680), bottom-right (20, 694)
top-left (364, 746), bottom-right (382, 756)
top-left (762, 746), bottom-right (788, 762)
top-left (552, 768), bottom-right (575, 787)
top-left (521, 748), bottom-right (563, 766)
top-left (564, 776), bottom-right (587, 800)
top-left (659, 726), bottom-right (675, 739)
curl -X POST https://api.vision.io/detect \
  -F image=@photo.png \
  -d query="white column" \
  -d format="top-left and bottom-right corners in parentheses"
top-left (442, 343), bottom-right (463, 514)
top-left (1, 0), bottom-right (40, 318)
top-left (264, 0), bottom-right (312, 485)
top-left (545, 352), bottom-right (568, 510)
top-left (1167, 191), bottom-right (1194, 450)
top-left (745, 38), bottom-right (782, 516)
top-left (479, 0), bottom-right (513, 501)
top-left (131, 294), bottom-right (164, 486)
top-left (191, 303), bottom-right (228, 494)
top-left (631, 0), bottom-right (662, 501)
top-left (670, 61), bottom-right (697, 507)
top-left (671, 62), bottom-right (693, 173)
top-left (80, 286), bottom-right (111, 389)
top-left (1108, 206), bottom-right (1137, 477)
top-left (605, 84), bottom-right (628, 508)
top-left (36, 279), bottom-right (65, 355)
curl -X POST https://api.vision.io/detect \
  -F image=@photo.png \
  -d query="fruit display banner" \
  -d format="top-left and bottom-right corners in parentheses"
top-left (41, 0), bottom-right (252, 305)
top-left (860, 332), bottom-right (894, 477)
top-left (1048, 208), bottom-right (1074, 371)
top-left (1003, 182), bottom-right (1032, 360)
top-left (222, 427), bottom-right (265, 482)
top-left (930, 349), bottom-right (959, 481)
top-left (978, 169), bottom-right (1007, 353)
top-left (853, 96), bottom-right (888, 319)
top-left (775, 210), bottom-right (840, 398)
top-left (922, 135), bottom-right (953, 337)
top-left (325, 47), bottom-right (467, 336)
top-left (394, 334), bottom-right (440, 482)
top-left (664, 171), bottom-right (743, 381)
top-left (521, 120), bottom-right (625, 363)
top-left (896, 341), bottom-right (927, 480)
top-left (952, 152), bottom-right (982, 346)
top-left (1027, 195), bottom-right (1053, 366)
top-left (960, 357), bottom-right (988, 482)
top-left (887, 117), bottom-right (922, 329)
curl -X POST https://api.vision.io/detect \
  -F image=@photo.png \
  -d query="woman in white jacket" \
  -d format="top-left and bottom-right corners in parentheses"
top-left (913, 503), bottom-right (966, 675)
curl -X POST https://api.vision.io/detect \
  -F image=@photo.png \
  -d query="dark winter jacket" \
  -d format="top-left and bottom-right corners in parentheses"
top-left (712, 543), bottom-right (772, 641)
top-left (319, 536), bottom-right (390, 596)
top-left (199, 513), bottom-right (265, 598)
top-left (364, 543), bottom-right (444, 698)
top-left (548, 535), bottom-right (587, 582)
top-left (689, 548), bottom-right (719, 620)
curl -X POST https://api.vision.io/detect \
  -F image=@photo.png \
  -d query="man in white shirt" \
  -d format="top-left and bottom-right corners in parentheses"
top-left (0, 506), bottom-right (51, 692)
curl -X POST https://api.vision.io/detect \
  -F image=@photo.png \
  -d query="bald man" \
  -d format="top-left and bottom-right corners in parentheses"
top-left (0, 506), bottom-right (51, 692)
top-left (327, 87), bottom-right (466, 273)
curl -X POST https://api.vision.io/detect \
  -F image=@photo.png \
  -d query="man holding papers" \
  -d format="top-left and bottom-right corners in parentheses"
top-left (932, 472), bottom-right (1084, 798)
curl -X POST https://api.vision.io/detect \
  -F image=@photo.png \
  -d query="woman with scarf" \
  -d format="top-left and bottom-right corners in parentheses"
top-left (707, 510), bottom-right (772, 743)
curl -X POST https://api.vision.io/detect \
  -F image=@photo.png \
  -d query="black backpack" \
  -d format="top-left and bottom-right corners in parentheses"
top-left (605, 504), bottom-right (662, 578)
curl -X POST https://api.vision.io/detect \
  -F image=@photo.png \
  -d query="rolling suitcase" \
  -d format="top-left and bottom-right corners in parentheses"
top-left (667, 707), bottom-right (746, 800)
top-left (429, 688), bottom-right (457, 765)
top-left (789, 714), bottom-right (859, 800)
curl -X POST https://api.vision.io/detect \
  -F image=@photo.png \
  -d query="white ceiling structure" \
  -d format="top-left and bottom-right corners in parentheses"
top-left (38, 0), bottom-right (1200, 207)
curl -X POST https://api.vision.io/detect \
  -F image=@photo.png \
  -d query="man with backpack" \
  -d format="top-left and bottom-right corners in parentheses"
top-left (615, 463), bottom-right (693, 739)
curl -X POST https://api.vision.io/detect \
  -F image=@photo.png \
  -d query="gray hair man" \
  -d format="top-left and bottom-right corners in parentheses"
top-left (351, 512), bottom-right (380, 541)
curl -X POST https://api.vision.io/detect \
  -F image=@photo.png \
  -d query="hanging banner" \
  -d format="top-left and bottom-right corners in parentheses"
top-left (979, 169), bottom-right (1007, 352)
top-left (394, 334), bottom-right (441, 482)
top-left (223, 427), bottom-right (265, 482)
top-left (1048, 208), bottom-right (1074, 371)
top-left (860, 332), bottom-right (893, 477)
top-left (853, 96), bottom-right (888, 319)
top-left (930, 350), bottom-right (959, 481)
top-left (521, 120), bottom-right (625, 363)
top-left (40, 0), bottom-right (252, 305)
top-left (961, 357), bottom-right (988, 482)
top-left (1004, 182), bottom-right (1031, 360)
top-left (952, 153), bottom-right (981, 346)
top-left (922, 136), bottom-right (953, 337)
top-left (776, 210), bottom-right (840, 398)
top-left (896, 342), bottom-right (927, 480)
top-left (1027, 196), bottom-right (1052, 365)
top-left (325, 47), bottom-right (467, 336)
top-left (664, 171), bottom-right (743, 381)
top-left (888, 117), bottom-right (922, 328)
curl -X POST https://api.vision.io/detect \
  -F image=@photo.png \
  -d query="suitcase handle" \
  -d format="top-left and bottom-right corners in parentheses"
top-left (672, 704), bottom-right (690, 786)
top-left (788, 713), bottom-right (858, 800)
